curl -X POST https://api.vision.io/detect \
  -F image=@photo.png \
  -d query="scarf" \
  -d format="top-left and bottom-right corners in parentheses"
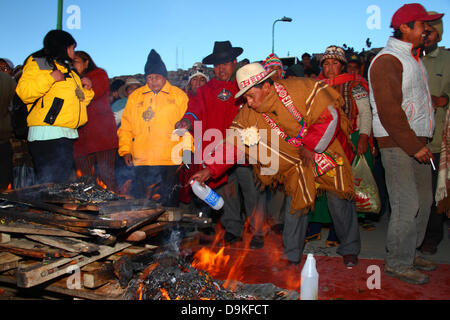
top-left (229, 78), bottom-right (354, 215)
top-left (317, 73), bottom-right (369, 132)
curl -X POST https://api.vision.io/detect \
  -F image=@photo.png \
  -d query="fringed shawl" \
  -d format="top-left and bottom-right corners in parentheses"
top-left (229, 78), bottom-right (354, 215)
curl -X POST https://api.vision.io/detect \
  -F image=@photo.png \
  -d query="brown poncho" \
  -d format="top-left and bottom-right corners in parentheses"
top-left (227, 78), bottom-right (354, 215)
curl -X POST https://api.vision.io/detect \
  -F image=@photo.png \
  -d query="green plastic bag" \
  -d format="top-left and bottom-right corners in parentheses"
top-left (352, 155), bottom-right (381, 213)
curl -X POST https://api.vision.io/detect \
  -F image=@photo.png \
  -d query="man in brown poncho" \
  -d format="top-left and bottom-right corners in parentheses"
top-left (191, 63), bottom-right (360, 266)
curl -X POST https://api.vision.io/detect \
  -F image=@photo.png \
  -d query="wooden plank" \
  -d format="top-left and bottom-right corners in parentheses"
top-left (157, 207), bottom-right (183, 222)
top-left (82, 261), bottom-right (115, 289)
top-left (0, 233), bottom-right (10, 243)
top-left (139, 221), bottom-right (176, 238)
top-left (0, 194), bottom-right (96, 219)
top-left (0, 252), bottom-right (21, 272)
top-left (0, 222), bottom-right (89, 238)
top-left (63, 203), bottom-right (100, 212)
top-left (16, 242), bottom-right (131, 288)
top-left (0, 208), bottom-right (126, 230)
top-left (25, 235), bottom-right (100, 254)
top-left (125, 231), bottom-right (146, 242)
top-left (0, 238), bottom-right (76, 259)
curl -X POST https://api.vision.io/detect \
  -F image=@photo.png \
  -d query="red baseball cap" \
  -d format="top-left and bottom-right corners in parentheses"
top-left (391, 3), bottom-right (444, 29)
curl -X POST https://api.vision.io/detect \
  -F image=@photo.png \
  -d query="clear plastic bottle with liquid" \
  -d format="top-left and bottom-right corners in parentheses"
top-left (189, 180), bottom-right (224, 210)
top-left (300, 253), bottom-right (319, 300)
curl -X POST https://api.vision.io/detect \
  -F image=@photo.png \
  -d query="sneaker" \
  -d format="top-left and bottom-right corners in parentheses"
top-left (224, 232), bottom-right (241, 245)
top-left (414, 256), bottom-right (437, 271)
top-left (384, 264), bottom-right (429, 285)
top-left (343, 254), bottom-right (358, 268)
top-left (249, 235), bottom-right (264, 249)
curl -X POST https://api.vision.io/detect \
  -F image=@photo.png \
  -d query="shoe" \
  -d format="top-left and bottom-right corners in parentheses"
top-left (419, 243), bottom-right (437, 255)
top-left (224, 232), bottom-right (241, 245)
top-left (343, 254), bottom-right (358, 268)
top-left (360, 220), bottom-right (376, 231)
top-left (414, 256), bottom-right (437, 271)
top-left (249, 235), bottom-right (264, 249)
top-left (304, 232), bottom-right (321, 243)
top-left (384, 265), bottom-right (429, 285)
top-left (325, 240), bottom-right (339, 247)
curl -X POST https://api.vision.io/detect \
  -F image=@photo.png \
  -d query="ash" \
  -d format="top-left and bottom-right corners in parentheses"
top-left (47, 177), bottom-right (120, 203)
top-left (124, 250), bottom-right (299, 300)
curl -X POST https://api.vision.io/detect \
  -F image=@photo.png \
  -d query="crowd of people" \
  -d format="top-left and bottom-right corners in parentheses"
top-left (0, 3), bottom-right (449, 286)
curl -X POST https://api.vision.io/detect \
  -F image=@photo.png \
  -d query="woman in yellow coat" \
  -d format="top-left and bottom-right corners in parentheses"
top-left (16, 30), bottom-right (94, 184)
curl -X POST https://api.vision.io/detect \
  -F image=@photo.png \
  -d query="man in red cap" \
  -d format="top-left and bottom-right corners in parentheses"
top-left (368, 3), bottom-right (444, 285)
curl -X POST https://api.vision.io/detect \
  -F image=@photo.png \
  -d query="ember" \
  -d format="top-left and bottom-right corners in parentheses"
top-left (124, 250), bottom-right (299, 300)
top-left (47, 177), bottom-right (120, 203)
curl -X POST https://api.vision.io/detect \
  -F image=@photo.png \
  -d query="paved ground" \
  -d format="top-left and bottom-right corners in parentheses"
top-left (304, 212), bottom-right (450, 264)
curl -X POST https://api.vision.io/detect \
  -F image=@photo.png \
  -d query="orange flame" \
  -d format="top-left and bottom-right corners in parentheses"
top-left (96, 177), bottom-right (107, 189)
top-left (76, 169), bottom-right (83, 178)
top-left (191, 208), bottom-right (301, 292)
top-left (159, 288), bottom-right (171, 300)
top-left (6, 183), bottom-right (12, 191)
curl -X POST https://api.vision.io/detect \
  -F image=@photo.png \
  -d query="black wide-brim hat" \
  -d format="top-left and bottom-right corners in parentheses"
top-left (202, 41), bottom-right (243, 65)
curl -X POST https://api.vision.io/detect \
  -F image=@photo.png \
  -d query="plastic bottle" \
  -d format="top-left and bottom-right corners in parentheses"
top-left (300, 253), bottom-right (319, 300)
top-left (189, 180), bottom-right (224, 210)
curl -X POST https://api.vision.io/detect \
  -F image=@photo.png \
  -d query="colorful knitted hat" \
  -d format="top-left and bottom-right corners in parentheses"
top-left (262, 53), bottom-right (285, 78)
top-left (320, 46), bottom-right (347, 66)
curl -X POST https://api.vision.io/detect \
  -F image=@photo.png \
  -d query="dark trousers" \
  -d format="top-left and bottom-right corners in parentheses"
top-left (132, 165), bottom-right (179, 207)
top-left (74, 149), bottom-right (118, 192)
top-left (28, 138), bottom-right (75, 184)
top-left (283, 192), bottom-right (361, 262)
top-left (0, 141), bottom-right (13, 190)
top-left (217, 166), bottom-right (266, 237)
top-left (422, 153), bottom-right (445, 247)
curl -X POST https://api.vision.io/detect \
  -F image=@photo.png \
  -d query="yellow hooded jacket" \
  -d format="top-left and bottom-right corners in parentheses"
top-left (118, 81), bottom-right (191, 166)
top-left (16, 56), bottom-right (94, 129)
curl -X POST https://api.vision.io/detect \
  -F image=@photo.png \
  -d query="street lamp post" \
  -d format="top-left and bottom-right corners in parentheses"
top-left (57, 0), bottom-right (63, 30)
top-left (272, 16), bottom-right (292, 54)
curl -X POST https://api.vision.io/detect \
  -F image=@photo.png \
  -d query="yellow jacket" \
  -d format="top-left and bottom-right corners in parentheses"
top-left (118, 81), bottom-right (190, 166)
top-left (16, 56), bottom-right (94, 129)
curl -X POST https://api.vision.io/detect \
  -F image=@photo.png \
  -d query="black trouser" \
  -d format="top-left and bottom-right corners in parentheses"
top-left (0, 141), bottom-right (13, 190)
top-left (422, 153), bottom-right (445, 247)
top-left (28, 138), bottom-right (75, 184)
top-left (132, 165), bottom-right (179, 207)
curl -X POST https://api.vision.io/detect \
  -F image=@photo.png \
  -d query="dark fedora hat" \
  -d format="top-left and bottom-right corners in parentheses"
top-left (202, 41), bottom-right (243, 65)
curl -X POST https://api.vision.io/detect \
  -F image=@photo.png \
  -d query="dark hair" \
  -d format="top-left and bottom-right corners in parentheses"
top-left (301, 53), bottom-right (311, 59)
top-left (393, 21), bottom-right (415, 39)
top-left (74, 50), bottom-right (98, 76)
top-left (31, 30), bottom-right (77, 70)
